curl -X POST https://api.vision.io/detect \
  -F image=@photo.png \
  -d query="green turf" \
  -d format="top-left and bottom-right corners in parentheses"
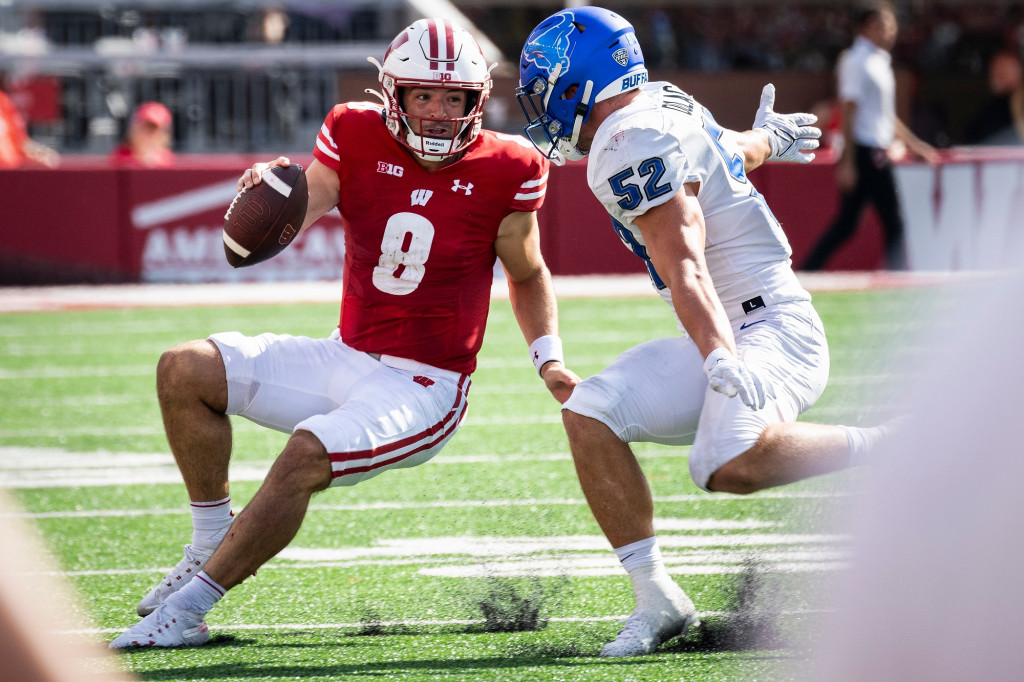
top-left (0, 286), bottom-right (950, 680)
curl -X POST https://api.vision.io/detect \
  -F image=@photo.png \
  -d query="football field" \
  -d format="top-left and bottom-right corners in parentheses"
top-left (0, 278), bottom-right (955, 680)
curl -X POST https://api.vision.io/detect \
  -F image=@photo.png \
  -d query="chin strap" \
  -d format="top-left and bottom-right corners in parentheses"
top-left (540, 62), bottom-right (563, 112)
top-left (565, 80), bottom-right (593, 151)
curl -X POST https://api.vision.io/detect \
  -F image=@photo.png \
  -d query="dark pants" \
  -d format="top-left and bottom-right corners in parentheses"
top-left (803, 144), bottom-right (906, 271)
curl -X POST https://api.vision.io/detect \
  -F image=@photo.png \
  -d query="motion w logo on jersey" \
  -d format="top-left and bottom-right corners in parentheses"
top-left (410, 189), bottom-right (433, 206)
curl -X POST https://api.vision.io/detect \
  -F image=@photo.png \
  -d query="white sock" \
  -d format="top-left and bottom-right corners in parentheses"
top-left (615, 538), bottom-right (693, 621)
top-left (165, 570), bottom-right (225, 618)
top-left (841, 424), bottom-right (887, 467)
top-left (190, 497), bottom-right (233, 550)
top-left (615, 537), bottom-right (663, 574)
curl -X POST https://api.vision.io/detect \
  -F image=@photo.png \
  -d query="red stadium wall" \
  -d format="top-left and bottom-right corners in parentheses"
top-left (2, 166), bottom-right (127, 282)
top-left (538, 155), bottom-right (887, 276)
top-left (1, 150), bottom-right (1021, 284)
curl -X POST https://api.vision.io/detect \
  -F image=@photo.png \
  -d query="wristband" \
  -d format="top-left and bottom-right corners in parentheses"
top-left (529, 335), bottom-right (563, 376)
top-left (702, 348), bottom-right (732, 376)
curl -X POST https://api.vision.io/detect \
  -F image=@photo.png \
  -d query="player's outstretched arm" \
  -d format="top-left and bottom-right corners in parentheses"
top-left (496, 210), bottom-right (580, 404)
top-left (751, 83), bottom-right (821, 166)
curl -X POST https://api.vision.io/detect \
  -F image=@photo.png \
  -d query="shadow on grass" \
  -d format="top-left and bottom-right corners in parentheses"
top-left (119, 555), bottom-right (803, 679)
top-left (664, 554), bottom-right (794, 655)
top-left (131, 652), bottom-right (679, 681)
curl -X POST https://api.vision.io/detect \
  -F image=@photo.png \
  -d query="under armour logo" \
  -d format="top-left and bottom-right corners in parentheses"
top-left (451, 179), bottom-right (473, 195)
top-left (411, 189), bottom-right (433, 206)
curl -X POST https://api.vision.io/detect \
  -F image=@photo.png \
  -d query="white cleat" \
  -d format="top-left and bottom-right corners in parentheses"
top-left (109, 602), bottom-right (210, 649)
top-left (600, 594), bottom-right (700, 657)
top-left (137, 544), bottom-right (214, 617)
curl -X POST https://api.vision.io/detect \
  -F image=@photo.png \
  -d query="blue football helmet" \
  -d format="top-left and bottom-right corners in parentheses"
top-left (517, 6), bottom-right (647, 164)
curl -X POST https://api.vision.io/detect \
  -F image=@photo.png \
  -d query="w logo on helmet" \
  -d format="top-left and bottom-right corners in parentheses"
top-left (523, 13), bottom-right (576, 76)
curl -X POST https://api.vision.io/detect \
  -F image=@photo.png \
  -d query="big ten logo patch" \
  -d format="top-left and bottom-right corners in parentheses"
top-left (378, 161), bottom-right (405, 177)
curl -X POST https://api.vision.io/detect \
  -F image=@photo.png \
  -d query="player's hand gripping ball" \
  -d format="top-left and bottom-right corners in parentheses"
top-left (222, 164), bottom-right (308, 267)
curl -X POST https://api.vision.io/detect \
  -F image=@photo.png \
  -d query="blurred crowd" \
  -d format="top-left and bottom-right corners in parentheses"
top-left (2, 1), bottom-right (1024, 168)
top-left (472, 2), bottom-right (1024, 148)
top-left (0, 85), bottom-right (174, 169)
top-left (471, 3), bottom-right (1024, 75)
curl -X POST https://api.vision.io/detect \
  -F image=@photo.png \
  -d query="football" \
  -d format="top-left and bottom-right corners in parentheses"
top-left (222, 163), bottom-right (308, 268)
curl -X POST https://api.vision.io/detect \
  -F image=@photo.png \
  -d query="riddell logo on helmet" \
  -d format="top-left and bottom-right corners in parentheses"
top-left (433, 72), bottom-right (454, 82)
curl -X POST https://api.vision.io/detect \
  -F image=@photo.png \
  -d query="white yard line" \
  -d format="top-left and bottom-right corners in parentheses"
top-left (52, 536), bottom-right (847, 580)
top-left (3, 490), bottom-right (843, 516)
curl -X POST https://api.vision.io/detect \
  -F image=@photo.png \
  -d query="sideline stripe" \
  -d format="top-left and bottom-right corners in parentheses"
top-left (0, 272), bottom-right (983, 313)
top-left (329, 375), bottom-right (470, 481)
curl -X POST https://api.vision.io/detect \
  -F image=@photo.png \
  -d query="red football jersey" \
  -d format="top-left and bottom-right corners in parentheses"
top-left (313, 103), bottom-right (548, 374)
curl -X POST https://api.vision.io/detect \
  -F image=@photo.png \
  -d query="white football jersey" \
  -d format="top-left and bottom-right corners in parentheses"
top-left (587, 81), bottom-right (810, 322)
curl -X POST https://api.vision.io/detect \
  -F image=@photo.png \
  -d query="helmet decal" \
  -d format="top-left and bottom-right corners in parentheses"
top-left (421, 18), bottom-right (459, 72)
top-left (522, 13), bottom-right (575, 79)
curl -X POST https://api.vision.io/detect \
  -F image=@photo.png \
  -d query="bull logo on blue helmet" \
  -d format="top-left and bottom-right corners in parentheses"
top-left (522, 12), bottom-right (576, 76)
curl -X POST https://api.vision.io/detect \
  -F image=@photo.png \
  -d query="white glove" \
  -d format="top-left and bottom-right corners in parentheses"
top-left (703, 348), bottom-right (770, 410)
top-left (753, 83), bottom-right (821, 164)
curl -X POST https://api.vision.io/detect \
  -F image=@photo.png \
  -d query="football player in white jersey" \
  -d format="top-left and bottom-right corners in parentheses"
top-left (518, 6), bottom-right (893, 657)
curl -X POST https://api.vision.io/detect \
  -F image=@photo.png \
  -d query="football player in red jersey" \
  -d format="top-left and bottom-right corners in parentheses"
top-left (111, 18), bottom-right (579, 649)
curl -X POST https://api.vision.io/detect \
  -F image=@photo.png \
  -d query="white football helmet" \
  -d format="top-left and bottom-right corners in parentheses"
top-left (368, 18), bottom-right (493, 161)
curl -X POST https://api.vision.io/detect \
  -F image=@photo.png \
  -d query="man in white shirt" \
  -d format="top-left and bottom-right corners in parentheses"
top-left (803, 1), bottom-right (938, 271)
top-left (517, 5), bottom-right (897, 658)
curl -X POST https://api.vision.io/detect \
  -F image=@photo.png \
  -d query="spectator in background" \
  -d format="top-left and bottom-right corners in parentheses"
top-left (648, 10), bottom-right (678, 69)
top-left (965, 50), bottom-right (1024, 145)
top-left (109, 101), bottom-right (175, 168)
top-left (803, 1), bottom-right (939, 272)
top-left (0, 77), bottom-right (59, 168)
